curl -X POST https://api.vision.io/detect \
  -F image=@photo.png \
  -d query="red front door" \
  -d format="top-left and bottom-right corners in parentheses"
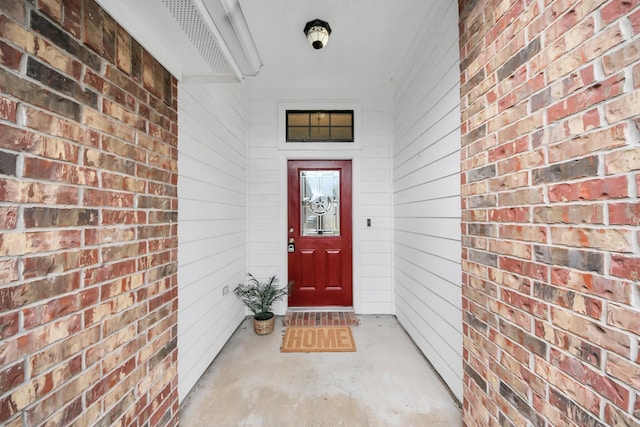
top-left (287, 160), bottom-right (352, 307)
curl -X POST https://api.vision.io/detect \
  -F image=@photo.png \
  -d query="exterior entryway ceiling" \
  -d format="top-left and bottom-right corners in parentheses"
top-left (239, 0), bottom-right (436, 89)
top-left (97, 0), bottom-right (436, 89)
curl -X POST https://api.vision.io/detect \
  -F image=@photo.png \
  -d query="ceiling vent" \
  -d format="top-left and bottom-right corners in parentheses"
top-left (161, 0), bottom-right (235, 77)
top-left (97, 0), bottom-right (262, 82)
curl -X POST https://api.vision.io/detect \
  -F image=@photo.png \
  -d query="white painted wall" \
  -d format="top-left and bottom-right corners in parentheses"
top-left (392, 2), bottom-right (463, 401)
top-left (176, 1), bottom-right (462, 403)
top-left (177, 82), bottom-right (249, 401)
top-left (247, 88), bottom-right (394, 314)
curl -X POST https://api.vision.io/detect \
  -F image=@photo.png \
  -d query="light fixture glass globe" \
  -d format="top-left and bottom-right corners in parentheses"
top-left (303, 19), bottom-right (331, 50)
top-left (307, 26), bottom-right (329, 49)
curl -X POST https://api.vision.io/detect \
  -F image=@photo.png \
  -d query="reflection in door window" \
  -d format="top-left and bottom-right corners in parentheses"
top-left (300, 170), bottom-right (340, 236)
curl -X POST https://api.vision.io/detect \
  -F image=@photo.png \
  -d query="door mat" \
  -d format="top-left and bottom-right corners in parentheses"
top-left (281, 326), bottom-right (356, 353)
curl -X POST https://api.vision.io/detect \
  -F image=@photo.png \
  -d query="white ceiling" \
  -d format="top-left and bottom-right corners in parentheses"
top-left (239, 0), bottom-right (434, 89)
top-left (98, 0), bottom-right (438, 89)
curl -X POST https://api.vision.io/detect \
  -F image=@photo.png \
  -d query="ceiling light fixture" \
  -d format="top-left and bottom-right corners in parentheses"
top-left (303, 19), bottom-right (331, 50)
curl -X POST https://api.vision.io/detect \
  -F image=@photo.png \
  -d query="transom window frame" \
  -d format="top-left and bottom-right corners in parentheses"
top-left (286, 110), bottom-right (354, 143)
top-left (278, 103), bottom-right (362, 151)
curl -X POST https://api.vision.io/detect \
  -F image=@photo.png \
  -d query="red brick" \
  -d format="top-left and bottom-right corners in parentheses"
top-left (0, 206), bottom-right (18, 229)
top-left (535, 282), bottom-right (602, 319)
top-left (461, 0), bottom-right (640, 424)
top-left (0, 36), bottom-right (24, 72)
top-left (603, 38), bottom-right (640, 75)
top-left (0, 272), bottom-right (81, 312)
top-left (548, 176), bottom-right (628, 202)
top-left (101, 11), bottom-right (117, 63)
top-left (83, 108), bottom-right (136, 142)
top-left (84, 148), bottom-right (135, 175)
top-left (547, 73), bottom-right (624, 122)
top-left (610, 255), bottom-right (640, 281)
top-left (631, 7), bottom-right (640, 34)
top-left (0, 311), bottom-right (19, 339)
top-left (102, 135), bottom-right (145, 161)
top-left (23, 157), bottom-right (98, 185)
top-left (534, 204), bottom-right (604, 224)
top-left (601, 0), bottom-right (637, 24)
top-left (115, 25), bottom-right (132, 74)
top-left (82, 188), bottom-right (134, 207)
top-left (0, 230), bottom-right (82, 257)
top-left (0, 123), bottom-right (39, 152)
top-left (0, 96), bottom-right (17, 121)
top-left (549, 123), bottom-right (626, 162)
top-left (26, 363), bottom-right (99, 426)
top-left (39, 0), bottom-right (63, 23)
top-left (0, 1), bottom-right (178, 425)
top-left (0, 0), bottom-right (27, 23)
top-left (550, 226), bottom-right (633, 252)
top-left (102, 98), bottom-right (145, 129)
top-left (83, 0), bottom-right (103, 53)
top-left (551, 307), bottom-right (630, 356)
top-left (0, 361), bottom-right (23, 395)
top-left (0, 179), bottom-right (79, 205)
top-left (550, 348), bottom-right (630, 408)
top-left (488, 207), bottom-right (530, 222)
top-left (22, 294), bottom-right (80, 329)
top-left (608, 304), bottom-right (640, 336)
top-left (606, 90), bottom-right (640, 123)
top-left (24, 108), bottom-right (83, 143)
top-left (551, 268), bottom-right (634, 305)
top-left (61, 0), bottom-right (82, 38)
top-left (609, 202), bottom-right (640, 225)
top-left (605, 147), bottom-right (640, 174)
top-left (500, 255), bottom-right (549, 280)
top-left (604, 402), bottom-right (640, 426)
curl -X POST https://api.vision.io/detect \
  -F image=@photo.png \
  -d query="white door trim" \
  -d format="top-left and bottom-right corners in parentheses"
top-left (278, 151), bottom-right (361, 313)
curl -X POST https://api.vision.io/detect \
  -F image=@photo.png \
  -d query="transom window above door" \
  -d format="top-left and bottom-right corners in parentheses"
top-left (286, 110), bottom-right (354, 142)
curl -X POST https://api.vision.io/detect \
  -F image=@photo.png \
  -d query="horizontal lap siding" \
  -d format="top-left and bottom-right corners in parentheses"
top-left (392, 1), bottom-right (463, 401)
top-left (177, 82), bottom-right (247, 401)
top-left (360, 110), bottom-right (394, 313)
top-left (247, 104), bottom-right (279, 282)
top-left (248, 89), bottom-right (394, 314)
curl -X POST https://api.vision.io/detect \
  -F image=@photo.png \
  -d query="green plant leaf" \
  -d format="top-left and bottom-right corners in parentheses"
top-left (233, 273), bottom-right (292, 316)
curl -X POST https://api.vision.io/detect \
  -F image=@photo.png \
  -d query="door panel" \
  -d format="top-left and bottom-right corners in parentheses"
top-left (326, 249), bottom-right (342, 289)
top-left (288, 160), bottom-right (352, 307)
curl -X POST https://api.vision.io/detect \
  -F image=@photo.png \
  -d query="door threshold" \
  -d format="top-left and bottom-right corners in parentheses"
top-left (286, 306), bottom-right (355, 312)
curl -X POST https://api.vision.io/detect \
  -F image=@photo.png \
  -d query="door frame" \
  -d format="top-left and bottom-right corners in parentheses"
top-left (277, 151), bottom-right (361, 312)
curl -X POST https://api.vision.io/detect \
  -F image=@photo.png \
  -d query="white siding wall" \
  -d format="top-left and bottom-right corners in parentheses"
top-left (177, 82), bottom-right (248, 401)
top-left (247, 88), bottom-right (394, 314)
top-left (392, 2), bottom-right (463, 401)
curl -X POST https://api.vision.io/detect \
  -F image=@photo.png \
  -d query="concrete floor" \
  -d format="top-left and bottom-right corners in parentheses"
top-left (179, 315), bottom-right (463, 426)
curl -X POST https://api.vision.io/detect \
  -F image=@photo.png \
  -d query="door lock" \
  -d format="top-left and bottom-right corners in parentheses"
top-left (288, 243), bottom-right (295, 253)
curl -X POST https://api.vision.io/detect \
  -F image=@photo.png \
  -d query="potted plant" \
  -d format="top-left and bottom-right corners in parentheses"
top-left (234, 273), bottom-right (292, 335)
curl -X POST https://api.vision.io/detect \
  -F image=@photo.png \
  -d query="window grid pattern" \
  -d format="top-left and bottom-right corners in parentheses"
top-left (286, 110), bottom-right (354, 142)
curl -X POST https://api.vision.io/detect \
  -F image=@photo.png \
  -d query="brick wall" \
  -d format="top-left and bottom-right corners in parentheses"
top-left (0, 1), bottom-right (179, 426)
top-left (459, 0), bottom-right (640, 426)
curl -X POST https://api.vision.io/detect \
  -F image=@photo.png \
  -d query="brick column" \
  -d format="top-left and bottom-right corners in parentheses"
top-left (459, 0), bottom-right (640, 426)
top-left (0, 1), bottom-right (178, 425)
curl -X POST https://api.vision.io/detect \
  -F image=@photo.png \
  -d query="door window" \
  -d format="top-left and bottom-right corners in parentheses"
top-left (300, 170), bottom-right (340, 236)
